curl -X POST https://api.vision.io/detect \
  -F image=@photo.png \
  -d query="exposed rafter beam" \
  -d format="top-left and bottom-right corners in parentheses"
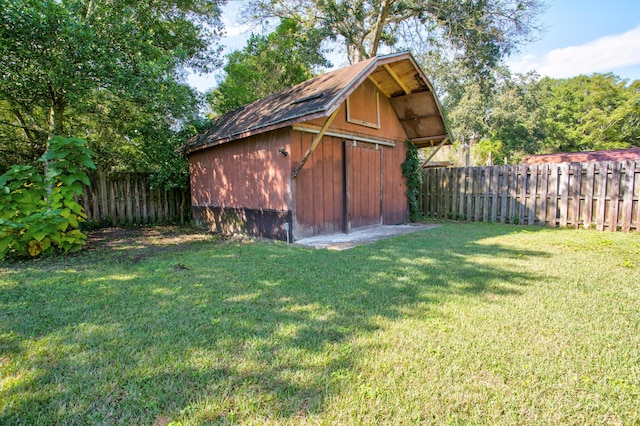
top-left (292, 107), bottom-right (341, 179)
top-left (410, 134), bottom-right (449, 144)
top-left (384, 64), bottom-right (411, 95)
top-left (398, 113), bottom-right (442, 122)
top-left (367, 76), bottom-right (391, 98)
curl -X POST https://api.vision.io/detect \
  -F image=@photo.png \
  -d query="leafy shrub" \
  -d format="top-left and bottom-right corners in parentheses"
top-left (0, 136), bottom-right (96, 258)
top-left (401, 141), bottom-right (423, 222)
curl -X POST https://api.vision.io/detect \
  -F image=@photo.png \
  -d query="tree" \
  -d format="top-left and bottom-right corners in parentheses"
top-left (245, 0), bottom-right (545, 77)
top-left (207, 18), bottom-right (330, 115)
top-left (443, 71), bottom-right (640, 165)
top-left (0, 0), bottom-right (224, 173)
top-left (535, 74), bottom-right (640, 153)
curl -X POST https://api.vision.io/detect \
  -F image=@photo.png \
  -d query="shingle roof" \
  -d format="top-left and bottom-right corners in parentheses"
top-left (522, 148), bottom-right (640, 164)
top-left (183, 52), bottom-right (450, 154)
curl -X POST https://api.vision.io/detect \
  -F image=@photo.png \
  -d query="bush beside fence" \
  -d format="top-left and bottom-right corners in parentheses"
top-left (79, 171), bottom-right (190, 226)
top-left (422, 160), bottom-right (639, 232)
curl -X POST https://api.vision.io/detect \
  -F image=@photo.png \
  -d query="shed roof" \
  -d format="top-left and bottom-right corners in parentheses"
top-left (521, 147), bottom-right (640, 164)
top-left (183, 52), bottom-right (451, 154)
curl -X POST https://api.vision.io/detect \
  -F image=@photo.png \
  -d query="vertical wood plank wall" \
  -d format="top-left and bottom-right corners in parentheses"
top-left (347, 142), bottom-right (382, 229)
top-left (292, 133), bottom-right (345, 237)
top-left (80, 171), bottom-right (189, 226)
top-left (291, 134), bottom-right (409, 239)
top-left (421, 161), bottom-right (640, 232)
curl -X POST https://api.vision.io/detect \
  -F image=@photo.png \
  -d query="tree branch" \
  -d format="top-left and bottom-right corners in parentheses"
top-left (369, 0), bottom-right (392, 57)
top-left (0, 119), bottom-right (47, 136)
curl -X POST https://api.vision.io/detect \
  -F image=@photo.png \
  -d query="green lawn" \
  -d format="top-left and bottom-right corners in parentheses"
top-left (1, 223), bottom-right (639, 425)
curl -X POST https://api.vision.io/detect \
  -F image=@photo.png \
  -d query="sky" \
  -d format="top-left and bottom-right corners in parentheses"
top-left (507, 0), bottom-right (640, 80)
top-left (187, 0), bottom-right (640, 93)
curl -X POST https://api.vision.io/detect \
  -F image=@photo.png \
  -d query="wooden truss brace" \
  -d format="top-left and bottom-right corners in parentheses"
top-left (292, 106), bottom-right (340, 179)
top-left (420, 137), bottom-right (449, 169)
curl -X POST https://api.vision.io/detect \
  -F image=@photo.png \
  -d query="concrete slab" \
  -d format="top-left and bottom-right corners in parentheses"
top-left (293, 224), bottom-right (439, 250)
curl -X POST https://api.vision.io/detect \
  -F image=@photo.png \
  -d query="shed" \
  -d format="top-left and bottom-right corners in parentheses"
top-left (184, 52), bottom-right (451, 241)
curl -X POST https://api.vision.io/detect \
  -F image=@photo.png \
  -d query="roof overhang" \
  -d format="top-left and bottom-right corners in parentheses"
top-left (183, 52), bottom-right (452, 154)
top-left (369, 53), bottom-right (452, 148)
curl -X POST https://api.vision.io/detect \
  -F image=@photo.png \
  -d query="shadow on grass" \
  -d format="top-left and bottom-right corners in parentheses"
top-left (0, 223), bottom-right (550, 424)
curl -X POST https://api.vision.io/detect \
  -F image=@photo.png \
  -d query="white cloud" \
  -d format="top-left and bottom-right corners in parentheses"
top-left (224, 22), bottom-right (252, 38)
top-left (509, 24), bottom-right (640, 78)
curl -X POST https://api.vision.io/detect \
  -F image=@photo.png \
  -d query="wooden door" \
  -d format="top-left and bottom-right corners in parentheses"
top-left (345, 141), bottom-right (382, 230)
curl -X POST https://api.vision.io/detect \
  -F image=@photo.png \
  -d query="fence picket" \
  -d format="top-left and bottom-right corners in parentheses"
top-left (595, 162), bottom-right (608, 231)
top-left (528, 165), bottom-right (538, 225)
top-left (518, 165), bottom-right (527, 222)
top-left (422, 170), bottom-right (429, 216)
top-left (490, 166), bottom-right (499, 223)
top-left (583, 163), bottom-right (595, 229)
top-left (78, 172), bottom-right (189, 226)
top-left (569, 163), bottom-right (582, 228)
top-left (539, 164), bottom-right (549, 226)
top-left (500, 166), bottom-right (508, 223)
top-left (420, 159), bottom-right (637, 233)
top-left (609, 162), bottom-right (621, 231)
top-left (466, 168), bottom-right (473, 221)
top-left (558, 163), bottom-right (570, 227)
top-left (482, 167), bottom-right (490, 222)
top-left (458, 168), bottom-right (467, 220)
top-left (451, 168), bottom-right (459, 218)
top-left (620, 160), bottom-right (634, 232)
top-left (474, 168), bottom-right (482, 221)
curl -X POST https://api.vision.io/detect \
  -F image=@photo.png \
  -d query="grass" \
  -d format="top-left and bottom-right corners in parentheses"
top-left (1, 223), bottom-right (639, 425)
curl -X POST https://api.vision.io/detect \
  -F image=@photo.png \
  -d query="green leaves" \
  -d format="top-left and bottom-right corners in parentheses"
top-left (0, 0), bottom-right (223, 173)
top-left (536, 74), bottom-right (640, 153)
top-left (208, 18), bottom-right (330, 115)
top-left (402, 142), bottom-right (423, 222)
top-left (0, 136), bottom-right (94, 259)
top-left (444, 70), bottom-right (640, 165)
top-left (248, 0), bottom-right (544, 76)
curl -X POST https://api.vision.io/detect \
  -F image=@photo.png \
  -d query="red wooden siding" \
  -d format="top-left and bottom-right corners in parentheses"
top-left (347, 79), bottom-right (380, 127)
top-left (189, 129), bottom-right (291, 211)
top-left (347, 142), bottom-right (382, 228)
top-left (292, 132), bottom-right (345, 238)
top-left (382, 141), bottom-right (409, 224)
top-left (292, 85), bottom-right (411, 238)
top-left (306, 87), bottom-right (408, 142)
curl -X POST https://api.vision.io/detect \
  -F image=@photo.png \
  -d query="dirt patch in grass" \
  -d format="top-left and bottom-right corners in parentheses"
top-left (87, 226), bottom-right (214, 250)
top-left (85, 226), bottom-right (220, 263)
top-left (1, 226), bottom-right (221, 271)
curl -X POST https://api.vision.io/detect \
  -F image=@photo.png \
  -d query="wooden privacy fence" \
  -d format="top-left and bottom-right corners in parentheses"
top-left (79, 171), bottom-right (190, 226)
top-left (421, 160), bottom-right (640, 232)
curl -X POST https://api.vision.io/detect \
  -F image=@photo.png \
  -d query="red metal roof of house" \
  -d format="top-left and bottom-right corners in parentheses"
top-left (183, 52), bottom-right (451, 154)
top-left (521, 148), bottom-right (640, 164)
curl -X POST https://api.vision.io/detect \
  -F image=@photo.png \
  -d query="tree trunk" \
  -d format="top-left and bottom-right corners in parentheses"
top-left (44, 90), bottom-right (65, 195)
top-left (49, 98), bottom-right (65, 136)
top-left (347, 43), bottom-right (368, 63)
top-left (369, 0), bottom-right (392, 57)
